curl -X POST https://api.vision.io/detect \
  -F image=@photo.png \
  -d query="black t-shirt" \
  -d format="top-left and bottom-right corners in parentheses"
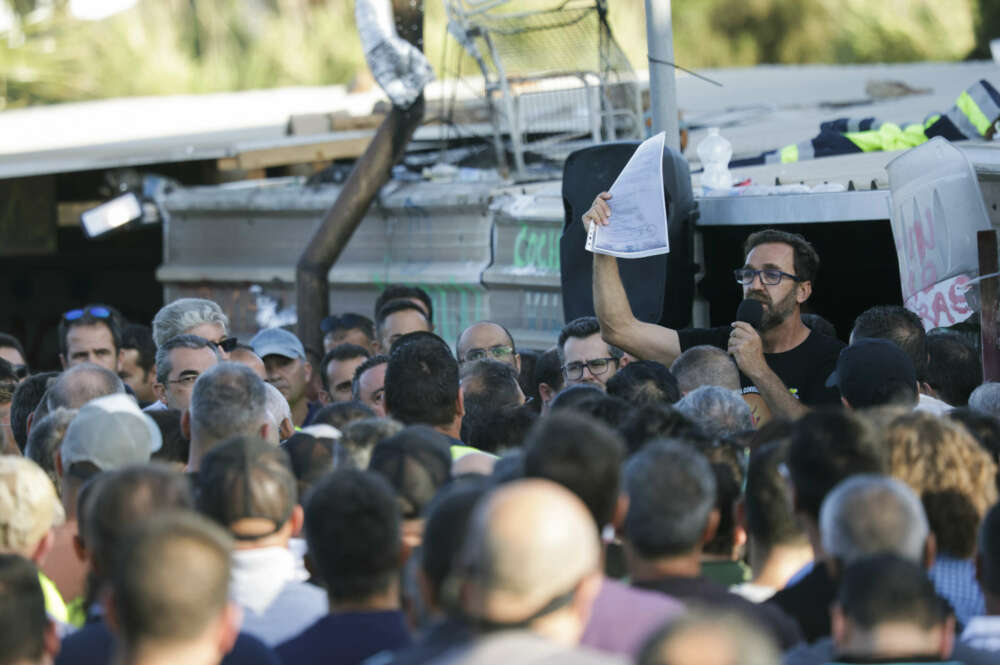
top-left (677, 326), bottom-right (844, 407)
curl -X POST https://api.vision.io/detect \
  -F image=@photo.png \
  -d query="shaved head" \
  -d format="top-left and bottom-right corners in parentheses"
top-left (457, 479), bottom-right (600, 627)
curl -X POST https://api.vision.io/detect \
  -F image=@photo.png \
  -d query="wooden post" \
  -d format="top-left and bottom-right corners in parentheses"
top-left (295, 1), bottom-right (425, 359)
top-left (978, 230), bottom-right (1000, 381)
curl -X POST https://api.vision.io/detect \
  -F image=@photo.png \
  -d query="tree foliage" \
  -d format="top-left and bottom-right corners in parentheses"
top-left (0, 0), bottom-right (990, 108)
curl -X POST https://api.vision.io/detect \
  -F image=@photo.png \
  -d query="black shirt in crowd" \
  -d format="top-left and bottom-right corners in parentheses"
top-left (678, 327), bottom-right (844, 407)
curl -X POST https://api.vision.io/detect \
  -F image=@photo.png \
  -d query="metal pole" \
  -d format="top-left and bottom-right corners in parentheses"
top-left (645, 0), bottom-right (679, 153)
top-left (295, 0), bottom-right (426, 360)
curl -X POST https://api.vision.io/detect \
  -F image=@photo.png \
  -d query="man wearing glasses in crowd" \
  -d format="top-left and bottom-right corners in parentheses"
top-left (152, 335), bottom-right (220, 411)
top-left (584, 191), bottom-right (843, 421)
top-left (456, 321), bottom-right (521, 372)
top-left (557, 316), bottom-right (625, 390)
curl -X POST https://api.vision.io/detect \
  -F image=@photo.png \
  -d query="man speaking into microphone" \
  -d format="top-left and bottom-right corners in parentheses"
top-left (583, 192), bottom-right (843, 423)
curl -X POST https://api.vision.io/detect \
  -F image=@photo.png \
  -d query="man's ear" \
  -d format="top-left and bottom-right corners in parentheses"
top-left (59, 354), bottom-right (67, 370)
top-left (796, 280), bottom-right (812, 304)
top-left (73, 533), bottom-right (87, 565)
top-left (216, 603), bottom-right (242, 657)
top-left (181, 409), bottom-right (191, 439)
top-left (611, 493), bottom-right (629, 536)
top-left (830, 603), bottom-right (848, 648)
top-left (302, 361), bottom-right (313, 384)
top-left (924, 532), bottom-right (937, 571)
top-left (103, 587), bottom-right (120, 634)
top-left (44, 618), bottom-right (59, 660)
top-left (31, 529), bottom-right (55, 566)
top-left (152, 382), bottom-right (167, 405)
top-left (570, 570), bottom-right (603, 631)
top-left (54, 450), bottom-right (64, 482)
top-left (701, 508), bottom-right (721, 546)
top-left (258, 421), bottom-right (276, 445)
top-left (289, 504), bottom-right (304, 538)
top-left (732, 498), bottom-right (748, 554)
top-left (25, 411), bottom-right (35, 439)
top-left (455, 387), bottom-right (465, 419)
top-left (116, 349), bottom-right (125, 373)
top-left (513, 353), bottom-right (522, 374)
top-left (279, 417), bottom-right (295, 441)
top-left (939, 615), bottom-right (957, 660)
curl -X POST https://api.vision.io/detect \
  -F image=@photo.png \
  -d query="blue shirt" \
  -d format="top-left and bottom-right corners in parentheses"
top-left (55, 618), bottom-right (279, 665)
top-left (277, 610), bottom-right (412, 665)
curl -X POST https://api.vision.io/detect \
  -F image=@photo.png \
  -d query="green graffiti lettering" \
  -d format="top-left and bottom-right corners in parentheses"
top-left (512, 224), bottom-right (561, 272)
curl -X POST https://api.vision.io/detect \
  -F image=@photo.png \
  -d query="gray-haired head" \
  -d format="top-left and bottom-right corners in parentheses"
top-left (189, 363), bottom-right (268, 457)
top-left (820, 474), bottom-right (929, 567)
top-left (46, 363), bottom-right (125, 411)
top-left (624, 440), bottom-right (717, 558)
top-left (152, 298), bottom-right (229, 349)
top-left (969, 382), bottom-right (1000, 418)
top-left (670, 345), bottom-right (740, 393)
top-left (25, 407), bottom-right (78, 489)
top-left (676, 385), bottom-right (753, 439)
top-left (155, 335), bottom-right (220, 386)
top-left (263, 382), bottom-right (291, 432)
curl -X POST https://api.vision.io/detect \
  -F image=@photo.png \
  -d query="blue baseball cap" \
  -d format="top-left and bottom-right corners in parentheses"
top-left (250, 328), bottom-right (305, 360)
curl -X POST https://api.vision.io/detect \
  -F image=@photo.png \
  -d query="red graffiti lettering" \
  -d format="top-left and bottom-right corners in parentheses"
top-left (949, 277), bottom-right (971, 315)
top-left (931, 291), bottom-right (954, 327)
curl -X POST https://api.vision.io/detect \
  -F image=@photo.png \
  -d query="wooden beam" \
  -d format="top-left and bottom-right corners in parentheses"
top-left (217, 133), bottom-right (375, 171)
top-left (978, 230), bottom-right (1000, 381)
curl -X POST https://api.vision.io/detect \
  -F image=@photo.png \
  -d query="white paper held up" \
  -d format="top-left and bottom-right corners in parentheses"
top-left (585, 132), bottom-right (669, 259)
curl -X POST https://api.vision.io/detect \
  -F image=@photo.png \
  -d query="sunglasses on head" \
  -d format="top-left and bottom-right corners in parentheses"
top-left (63, 306), bottom-right (112, 322)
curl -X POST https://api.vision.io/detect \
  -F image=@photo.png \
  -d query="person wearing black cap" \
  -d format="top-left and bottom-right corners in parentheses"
top-left (368, 425), bottom-right (453, 550)
top-left (197, 436), bottom-right (327, 647)
top-left (583, 202), bottom-right (843, 425)
top-left (826, 337), bottom-right (919, 410)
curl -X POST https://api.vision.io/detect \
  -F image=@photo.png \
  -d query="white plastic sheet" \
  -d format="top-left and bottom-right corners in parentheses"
top-left (355, 0), bottom-right (434, 108)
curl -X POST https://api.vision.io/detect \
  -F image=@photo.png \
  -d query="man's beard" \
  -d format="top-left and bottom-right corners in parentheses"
top-left (752, 288), bottom-right (798, 332)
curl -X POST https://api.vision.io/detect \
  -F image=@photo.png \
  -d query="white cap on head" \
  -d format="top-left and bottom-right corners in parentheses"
top-left (61, 393), bottom-right (162, 470)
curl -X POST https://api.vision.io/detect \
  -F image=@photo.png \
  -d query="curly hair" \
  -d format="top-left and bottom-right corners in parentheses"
top-left (886, 412), bottom-right (998, 558)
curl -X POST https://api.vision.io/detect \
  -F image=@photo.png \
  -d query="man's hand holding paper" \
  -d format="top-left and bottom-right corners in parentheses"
top-left (583, 132), bottom-right (670, 259)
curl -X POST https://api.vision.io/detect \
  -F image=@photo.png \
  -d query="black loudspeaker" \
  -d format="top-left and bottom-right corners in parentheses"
top-left (559, 141), bottom-right (699, 328)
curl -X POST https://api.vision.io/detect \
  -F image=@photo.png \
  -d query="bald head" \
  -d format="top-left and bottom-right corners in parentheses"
top-left (457, 479), bottom-right (600, 628)
top-left (457, 322), bottom-right (518, 369)
top-left (640, 611), bottom-right (780, 665)
top-left (47, 362), bottom-right (125, 410)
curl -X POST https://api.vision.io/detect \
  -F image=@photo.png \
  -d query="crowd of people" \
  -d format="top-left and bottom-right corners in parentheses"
top-left (3, 219), bottom-right (1000, 665)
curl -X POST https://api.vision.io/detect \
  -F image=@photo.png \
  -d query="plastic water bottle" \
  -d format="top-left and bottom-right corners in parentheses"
top-left (697, 127), bottom-right (733, 190)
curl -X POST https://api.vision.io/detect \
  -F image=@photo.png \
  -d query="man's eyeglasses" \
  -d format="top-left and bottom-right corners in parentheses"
top-left (211, 337), bottom-right (239, 353)
top-left (562, 357), bottom-right (618, 380)
top-left (733, 268), bottom-right (802, 286)
top-left (463, 345), bottom-right (514, 363)
top-left (63, 306), bottom-right (111, 322)
top-left (165, 374), bottom-right (199, 387)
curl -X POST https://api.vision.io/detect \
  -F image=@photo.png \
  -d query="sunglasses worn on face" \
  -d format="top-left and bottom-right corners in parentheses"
top-left (212, 337), bottom-right (239, 353)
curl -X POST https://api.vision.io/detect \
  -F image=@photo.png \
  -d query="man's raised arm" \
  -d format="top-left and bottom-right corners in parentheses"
top-left (585, 192), bottom-right (682, 365)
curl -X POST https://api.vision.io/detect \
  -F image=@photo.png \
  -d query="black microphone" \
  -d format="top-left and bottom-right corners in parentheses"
top-left (736, 299), bottom-right (764, 329)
